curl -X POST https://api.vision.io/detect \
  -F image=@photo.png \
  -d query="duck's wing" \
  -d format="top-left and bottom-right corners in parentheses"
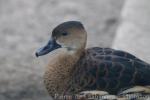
top-left (66, 47), bottom-right (150, 95)
top-left (87, 47), bottom-right (144, 62)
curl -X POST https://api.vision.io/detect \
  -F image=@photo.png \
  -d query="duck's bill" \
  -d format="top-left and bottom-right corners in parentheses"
top-left (35, 38), bottom-right (61, 57)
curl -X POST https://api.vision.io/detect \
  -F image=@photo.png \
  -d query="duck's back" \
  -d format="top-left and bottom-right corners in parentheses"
top-left (66, 47), bottom-right (150, 94)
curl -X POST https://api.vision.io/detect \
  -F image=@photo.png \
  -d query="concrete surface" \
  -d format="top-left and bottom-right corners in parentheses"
top-left (112, 0), bottom-right (150, 63)
top-left (0, 0), bottom-right (124, 100)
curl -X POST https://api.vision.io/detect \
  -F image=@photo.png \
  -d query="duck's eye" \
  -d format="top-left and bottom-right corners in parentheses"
top-left (62, 32), bottom-right (68, 36)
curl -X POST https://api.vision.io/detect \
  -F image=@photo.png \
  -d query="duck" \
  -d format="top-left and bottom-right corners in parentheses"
top-left (35, 21), bottom-right (150, 99)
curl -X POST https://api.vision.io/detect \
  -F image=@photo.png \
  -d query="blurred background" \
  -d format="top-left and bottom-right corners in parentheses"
top-left (0, 0), bottom-right (149, 100)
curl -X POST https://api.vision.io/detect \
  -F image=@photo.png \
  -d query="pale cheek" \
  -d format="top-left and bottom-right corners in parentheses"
top-left (57, 37), bottom-right (71, 45)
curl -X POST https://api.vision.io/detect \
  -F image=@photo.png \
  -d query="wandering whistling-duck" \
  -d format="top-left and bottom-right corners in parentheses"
top-left (36, 21), bottom-right (150, 99)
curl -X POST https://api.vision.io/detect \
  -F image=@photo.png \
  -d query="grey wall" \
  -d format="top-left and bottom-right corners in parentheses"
top-left (113, 0), bottom-right (150, 63)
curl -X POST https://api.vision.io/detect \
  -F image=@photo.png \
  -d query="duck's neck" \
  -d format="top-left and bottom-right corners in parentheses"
top-left (44, 48), bottom-right (84, 96)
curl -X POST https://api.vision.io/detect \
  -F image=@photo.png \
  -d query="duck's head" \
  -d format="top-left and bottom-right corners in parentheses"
top-left (36, 21), bottom-right (87, 57)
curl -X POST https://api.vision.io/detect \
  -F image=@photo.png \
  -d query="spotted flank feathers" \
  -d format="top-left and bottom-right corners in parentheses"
top-left (65, 47), bottom-right (150, 94)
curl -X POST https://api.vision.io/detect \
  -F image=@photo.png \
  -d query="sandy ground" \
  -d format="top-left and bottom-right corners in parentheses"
top-left (0, 0), bottom-right (124, 100)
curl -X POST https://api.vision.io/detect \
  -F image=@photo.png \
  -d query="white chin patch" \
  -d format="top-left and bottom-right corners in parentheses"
top-left (65, 47), bottom-right (76, 54)
top-left (56, 41), bottom-right (77, 53)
